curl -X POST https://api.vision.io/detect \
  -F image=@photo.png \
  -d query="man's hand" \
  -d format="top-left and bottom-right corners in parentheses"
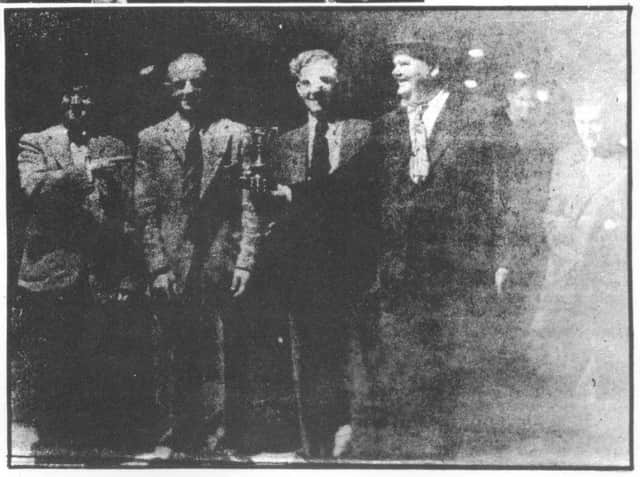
top-left (67, 166), bottom-right (95, 194)
top-left (151, 271), bottom-right (176, 298)
top-left (230, 268), bottom-right (251, 298)
top-left (495, 267), bottom-right (509, 296)
top-left (116, 291), bottom-right (130, 302)
top-left (270, 184), bottom-right (292, 203)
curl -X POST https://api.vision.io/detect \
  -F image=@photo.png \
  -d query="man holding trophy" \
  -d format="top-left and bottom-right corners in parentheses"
top-left (265, 49), bottom-right (375, 458)
top-left (134, 52), bottom-right (259, 456)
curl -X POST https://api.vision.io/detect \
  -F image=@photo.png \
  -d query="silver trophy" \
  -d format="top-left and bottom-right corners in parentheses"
top-left (241, 126), bottom-right (278, 194)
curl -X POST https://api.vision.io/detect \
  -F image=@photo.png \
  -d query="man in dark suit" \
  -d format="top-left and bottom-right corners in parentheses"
top-left (14, 82), bottom-right (133, 444)
top-left (267, 49), bottom-right (373, 458)
top-left (135, 53), bottom-right (259, 456)
top-left (362, 32), bottom-right (515, 458)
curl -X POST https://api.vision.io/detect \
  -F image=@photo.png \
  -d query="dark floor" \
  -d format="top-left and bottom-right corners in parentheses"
top-left (8, 280), bottom-right (630, 467)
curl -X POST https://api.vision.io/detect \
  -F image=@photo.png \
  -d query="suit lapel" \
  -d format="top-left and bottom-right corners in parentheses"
top-left (199, 121), bottom-right (226, 199)
top-left (163, 112), bottom-right (188, 164)
top-left (427, 93), bottom-right (455, 167)
top-left (288, 124), bottom-right (309, 183)
top-left (395, 109), bottom-right (413, 159)
top-left (48, 127), bottom-right (72, 169)
top-left (161, 113), bottom-right (222, 200)
top-left (337, 119), bottom-right (368, 170)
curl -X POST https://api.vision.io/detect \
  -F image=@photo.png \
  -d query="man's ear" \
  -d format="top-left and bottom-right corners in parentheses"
top-left (295, 81), bottom-right (304, 98)
top-left (429, 65), bottom-right (440, 79)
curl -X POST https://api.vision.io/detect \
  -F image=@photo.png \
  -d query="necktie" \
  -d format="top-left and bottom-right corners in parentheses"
top-left (310, 119), bottom-right (330, 179)
top-left (183, 127), bottom-right (203, 208)
top-left (408, 105), bottom-right (430, 184)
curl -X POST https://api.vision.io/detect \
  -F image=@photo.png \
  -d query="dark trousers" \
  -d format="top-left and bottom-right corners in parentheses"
top-left (152, 289), bottom-right (250, 452)
top-left (361, 290), bottom-right (466, 459)
top-left (11, 285), bottom-right (88, 442)
top-left (290, 293), bottom-right (351, 457)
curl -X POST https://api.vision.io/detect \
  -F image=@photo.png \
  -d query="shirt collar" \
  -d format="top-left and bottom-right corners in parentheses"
top-left (308, 113), bottom-right (339, 130)
top-left (406, 89), bottom-right (448, 115)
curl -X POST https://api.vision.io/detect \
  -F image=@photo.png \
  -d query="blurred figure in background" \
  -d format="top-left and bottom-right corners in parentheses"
top-left (497, 72), bottom-right (561, 294)
top-left (530, 85), bottom-right (628, 410)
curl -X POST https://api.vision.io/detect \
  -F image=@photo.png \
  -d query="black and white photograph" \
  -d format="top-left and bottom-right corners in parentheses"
top-left (4, 4), bottom-right (631, 468)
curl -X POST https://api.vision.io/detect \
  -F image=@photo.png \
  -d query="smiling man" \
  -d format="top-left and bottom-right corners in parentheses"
top-left (135, 52), bottom-right (259, 457)
top-left (266, 49), bottom-right (374, 458)
top-left (360, 31), bottom-right (515, 459)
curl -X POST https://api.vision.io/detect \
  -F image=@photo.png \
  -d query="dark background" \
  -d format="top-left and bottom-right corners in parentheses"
top-left (5, 8), bottom-right (628, 296)
top-left (5, 7), bottom-right (629, 464)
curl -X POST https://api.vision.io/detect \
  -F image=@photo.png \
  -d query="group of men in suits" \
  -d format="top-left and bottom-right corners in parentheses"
top-left (15, 34), bottom-right (518, 460)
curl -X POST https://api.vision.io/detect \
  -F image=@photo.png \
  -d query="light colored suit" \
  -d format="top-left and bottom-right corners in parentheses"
top-left (135, 112), bottom-right (259, 448)
top-left (17, 124), bottom-right (131, 293)
top-left (135, 112), bottom-right (259, 291)
top-left (532, 143), bottom-right (628, 384)
top-left (15, 124), bottom-right (132, 441)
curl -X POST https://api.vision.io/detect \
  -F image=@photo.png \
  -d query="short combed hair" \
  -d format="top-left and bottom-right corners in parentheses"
top-left (289, 49), bottom-right (338, 80)
top-left (166, 52), bottom-right (207, 83)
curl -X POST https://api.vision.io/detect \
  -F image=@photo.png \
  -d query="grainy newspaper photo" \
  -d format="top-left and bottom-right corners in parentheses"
top-left (5, 5), bottom-right (630, 468)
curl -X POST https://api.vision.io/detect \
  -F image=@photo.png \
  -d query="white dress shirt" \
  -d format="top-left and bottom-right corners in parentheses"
top-left (70, 141), bottom-right (89, 168)
top-left (308, 114), bottom-right (343, 174)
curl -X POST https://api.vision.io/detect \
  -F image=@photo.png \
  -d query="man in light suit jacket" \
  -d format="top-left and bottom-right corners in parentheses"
top-left (532, 93), bottom-right (628, 398)
top-left (14, 83), bottom-right (132, 444)
top-left (267, 49), bottom-right (374, 458)
top-left (135, 53), bottom-right (259, 455)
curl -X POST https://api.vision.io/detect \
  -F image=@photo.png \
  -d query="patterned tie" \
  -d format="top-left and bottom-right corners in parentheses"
top-left (310, 119), bottom-right (330, 179)
top-left (408, 105), bottom-right (430, 184)
top-left (183, 127), bottom-right (203, 208)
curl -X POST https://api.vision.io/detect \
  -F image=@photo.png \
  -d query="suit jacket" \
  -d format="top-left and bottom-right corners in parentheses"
top-left (135, 112), bottom-right (259, 293)
top-left (531, 143), bottom-right (628, 378)
top-left (268, 118), bottom-right (373, 306)
top-left (542, 142), bottom-right (627, 292)
top-left (17, 124), bottom-right (131, 293)
top-left (370, 91), bottom-right (514, 305)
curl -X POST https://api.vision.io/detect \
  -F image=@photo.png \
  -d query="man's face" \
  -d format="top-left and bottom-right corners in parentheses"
top-left (295, 59), bottom-right (339, 116)
top-left (62, 85), bottom-right (92, 131)
top-left (392, 53), bottom-right (433, 100)
top-left (167, 55), bottom-right (207, 116)
top-left (574, 102), bottom-right (603, 151)
top-left (506, 86), bottom-right (534, 123)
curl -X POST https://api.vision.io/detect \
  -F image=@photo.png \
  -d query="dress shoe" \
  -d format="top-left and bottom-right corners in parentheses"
top-left (134, 445), bottom-right (173, 461)
top-left (250, 451), bottom-right (306, 464)
top-left (332, 424), bottom-right (353, 458)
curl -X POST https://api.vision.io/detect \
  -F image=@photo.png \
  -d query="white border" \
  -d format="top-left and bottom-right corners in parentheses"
top-left (0, 2), bottom-right (636, 476)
